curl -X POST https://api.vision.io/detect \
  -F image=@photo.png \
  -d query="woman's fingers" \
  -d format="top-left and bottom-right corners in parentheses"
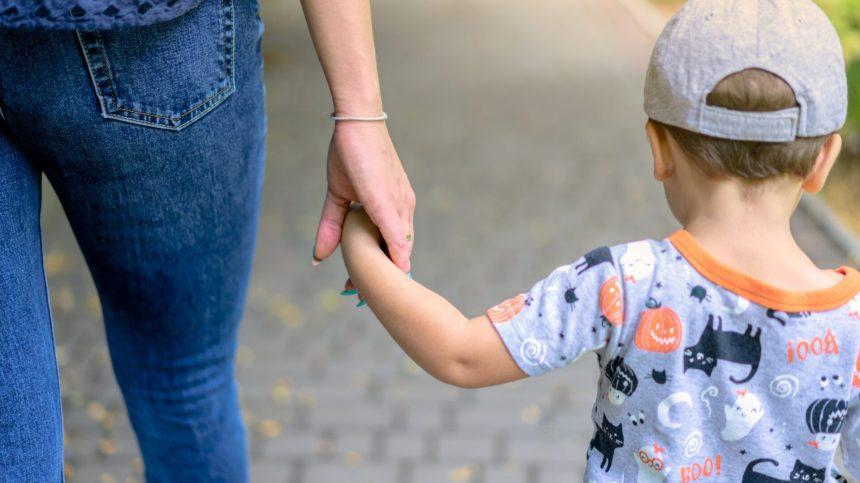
top-left (401, 185), bottom-right (416, 265)
top-left (368, 203), bottom-right (413, 273)
top-left (313, 190), bottom-right (350, 265)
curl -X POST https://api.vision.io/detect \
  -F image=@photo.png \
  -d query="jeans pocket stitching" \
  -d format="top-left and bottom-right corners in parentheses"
top-left (75, 0), bottom-right (236, 131)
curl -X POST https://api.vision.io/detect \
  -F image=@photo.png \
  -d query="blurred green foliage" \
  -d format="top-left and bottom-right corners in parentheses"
top-left (819, 0), bottom-right (860, 61)
top-left (818, 0), bottom-right (860, 134)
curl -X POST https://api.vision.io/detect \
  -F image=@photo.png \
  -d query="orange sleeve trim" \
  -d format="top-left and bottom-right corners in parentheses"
top-left (669, 229), bottom-right (860, 313)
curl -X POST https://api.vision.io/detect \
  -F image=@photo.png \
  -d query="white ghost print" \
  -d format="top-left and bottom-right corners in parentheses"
top-left (726, 293), bottom-right (750, 316)
top-left (620, 241), bottom-right (656, 283)
top-left (636, 443), bottom-right (671, 482)
top-left (721, 390), bottom-right (764, 441)
top-left (812, 432), bottom-right (842, 452)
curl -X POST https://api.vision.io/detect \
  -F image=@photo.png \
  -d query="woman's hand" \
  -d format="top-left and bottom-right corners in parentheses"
top-left (312, 120), bottom-right (415, 274)
top-left (300, 0), bottom-right (414, 273)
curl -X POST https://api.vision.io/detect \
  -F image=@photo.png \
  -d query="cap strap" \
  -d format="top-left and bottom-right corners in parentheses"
top-left (698, 105), bottom-right (800, 142)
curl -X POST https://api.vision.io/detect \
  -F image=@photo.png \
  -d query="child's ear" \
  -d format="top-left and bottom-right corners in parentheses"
top-left (802, 133), bottom-right (842, 194)
top-left (646, 120), bottom-right (674, 181)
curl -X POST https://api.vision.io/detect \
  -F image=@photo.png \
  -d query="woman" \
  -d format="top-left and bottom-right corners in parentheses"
top-left (0, 0), bottom-right (414, 480)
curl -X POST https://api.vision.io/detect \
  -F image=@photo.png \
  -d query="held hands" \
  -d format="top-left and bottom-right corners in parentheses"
top-left (339, 204), bottom-right (526, 386)
top-left (340, 205), bottom-right (392, 305)
top-left (342, 205), bottom-right (382, 250)
top-left (312, 121), bottom-right (415, 275)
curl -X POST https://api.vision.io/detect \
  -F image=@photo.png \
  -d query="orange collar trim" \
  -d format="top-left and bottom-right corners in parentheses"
top-left (669, 229), bottom-right (860, 313)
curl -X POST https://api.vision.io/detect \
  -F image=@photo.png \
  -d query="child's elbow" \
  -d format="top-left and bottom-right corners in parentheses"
top-left (434, 362), bottom-right (489, 389)
top-left (436, 373), bottom-right (483, 389)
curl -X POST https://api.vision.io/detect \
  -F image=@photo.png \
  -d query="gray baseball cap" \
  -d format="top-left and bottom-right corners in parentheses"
top-left (644, 0), bottom-right (847, 142)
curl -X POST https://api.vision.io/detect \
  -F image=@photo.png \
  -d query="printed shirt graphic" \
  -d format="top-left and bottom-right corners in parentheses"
top-left (488, 230), bottom-right (860, 482)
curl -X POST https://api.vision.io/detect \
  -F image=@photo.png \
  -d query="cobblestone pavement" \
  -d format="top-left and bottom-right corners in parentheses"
top-left (44, 0), bottom-right (852, 482)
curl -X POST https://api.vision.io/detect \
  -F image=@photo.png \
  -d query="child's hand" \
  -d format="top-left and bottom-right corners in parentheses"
top-left (342, 205), bottom-right (383, 250)
top-left (341, 205), bottom-right (387, 305)
top-left (338, 205), bottom-right (525, 387)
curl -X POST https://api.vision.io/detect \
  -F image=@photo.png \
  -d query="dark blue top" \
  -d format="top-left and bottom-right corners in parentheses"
top-left (0, 0), bottom-right (202, 29)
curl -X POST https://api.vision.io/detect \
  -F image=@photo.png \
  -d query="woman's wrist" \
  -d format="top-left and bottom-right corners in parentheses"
top-left (332, 91), bottom-right (383, 116)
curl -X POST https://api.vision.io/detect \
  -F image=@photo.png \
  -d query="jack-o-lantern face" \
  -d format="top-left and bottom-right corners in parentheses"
top-left (487, 293), bottom-right (527, 323)
top-left (599, 276), bottom-right (624, 326)
top-left (635, 299), bottom-right (682, 353)
top-left (853, 353), bottom-right (860, 389)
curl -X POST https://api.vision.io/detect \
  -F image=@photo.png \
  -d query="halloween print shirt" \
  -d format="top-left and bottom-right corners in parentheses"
top-left (487, 230), bottom-right (860, 483)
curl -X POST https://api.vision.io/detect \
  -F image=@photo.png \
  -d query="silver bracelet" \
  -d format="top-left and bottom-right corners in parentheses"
top-left (329, 111), bottom-right (388, 122)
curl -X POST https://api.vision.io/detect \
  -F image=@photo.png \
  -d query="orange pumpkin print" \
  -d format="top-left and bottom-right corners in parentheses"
top-left (599, 276), bottom-right (624, 326)
top-left (487, 293), bottom-right (527, 323)
top-left (635, 298), bottom-right (682, 353)
top-left (853, 353), bottom-right (860, 389)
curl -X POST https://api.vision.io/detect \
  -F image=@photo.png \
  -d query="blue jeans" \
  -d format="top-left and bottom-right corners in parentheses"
top-left (0, 0), bottom-right (266, 480)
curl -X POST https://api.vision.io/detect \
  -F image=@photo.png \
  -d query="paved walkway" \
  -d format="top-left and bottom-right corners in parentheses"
top-left (48, 0), bottom-right (850, 482)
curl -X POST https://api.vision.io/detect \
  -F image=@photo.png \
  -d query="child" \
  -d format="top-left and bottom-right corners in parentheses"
top-left (340, 0), bottom-right (860, 480)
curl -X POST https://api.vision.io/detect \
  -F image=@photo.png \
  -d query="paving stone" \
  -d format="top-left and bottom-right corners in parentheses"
top-left (65, 463), bottom-right (139, 483)
top-left (455, 403), bottom-right (548, 432)
top-left (304, 400), bottom-right (396, 430)
top-left (537, 464), bottom-right (588, 483)
top-left (301, 462), bottom-right (398, 483)
top-left (249, 462), bottom-right (291, 483)
top-left (484, 464), bottom-right (532, 483)
top-left (382, 431), bottom-right (429, 460)
top-left (436, 433), bottom-right (495, 463)
top-left (381, 380), bottom-right (464, 405)
top-left (400, 401), bottom-right (448, 431)
top-left (411, 463), bottom-right (484, 483)
top-left (258, 431), bottom-right (323, 459)
top-left (331, 431), bottom-right (378, 460)
top-left (551, 411), bottom-right (601, 441)
top-left (507, 435), bottom-right (585, 466)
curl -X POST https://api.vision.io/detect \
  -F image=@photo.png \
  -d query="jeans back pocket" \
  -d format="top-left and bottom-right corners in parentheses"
top-left (76, 0), bottom-right (235, 131)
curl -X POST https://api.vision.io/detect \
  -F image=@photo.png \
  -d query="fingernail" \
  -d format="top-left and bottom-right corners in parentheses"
top-left (356, 299), bottom-right (367, 307)
top-left (407, 271), bottom-right (413, 279)
top-left (340, 289), bottom-right (359, 296)
top-left (312, 248), bottom-right (321, 267)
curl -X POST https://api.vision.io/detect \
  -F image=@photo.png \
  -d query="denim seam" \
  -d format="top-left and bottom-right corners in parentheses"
top-left (34, 188), bottom-right (65, 481)
top-left (75, 30), bottom-right (113, 121)
top-left (74, 0), bottom-right (236, 131)
top-left (96, 34), bottom-right (121, 109)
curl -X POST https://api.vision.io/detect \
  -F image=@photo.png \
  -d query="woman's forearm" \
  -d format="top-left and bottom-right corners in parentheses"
top-left (300, 0), bottom-right (383, 113)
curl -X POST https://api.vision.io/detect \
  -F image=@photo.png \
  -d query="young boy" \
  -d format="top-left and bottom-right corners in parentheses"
top-left (340, 0), bottom-right (860, 480)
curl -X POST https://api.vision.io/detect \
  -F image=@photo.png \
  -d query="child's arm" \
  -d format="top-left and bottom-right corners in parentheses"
top-left (341, 207), bottom-right (527, 388)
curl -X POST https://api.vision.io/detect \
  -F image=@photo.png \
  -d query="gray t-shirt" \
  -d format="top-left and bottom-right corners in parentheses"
top-left (487, 230), bottom-right (860, 482)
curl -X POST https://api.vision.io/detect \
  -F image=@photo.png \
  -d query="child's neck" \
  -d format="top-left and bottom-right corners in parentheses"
top-left (680, 181), bottom-right (844, 292)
